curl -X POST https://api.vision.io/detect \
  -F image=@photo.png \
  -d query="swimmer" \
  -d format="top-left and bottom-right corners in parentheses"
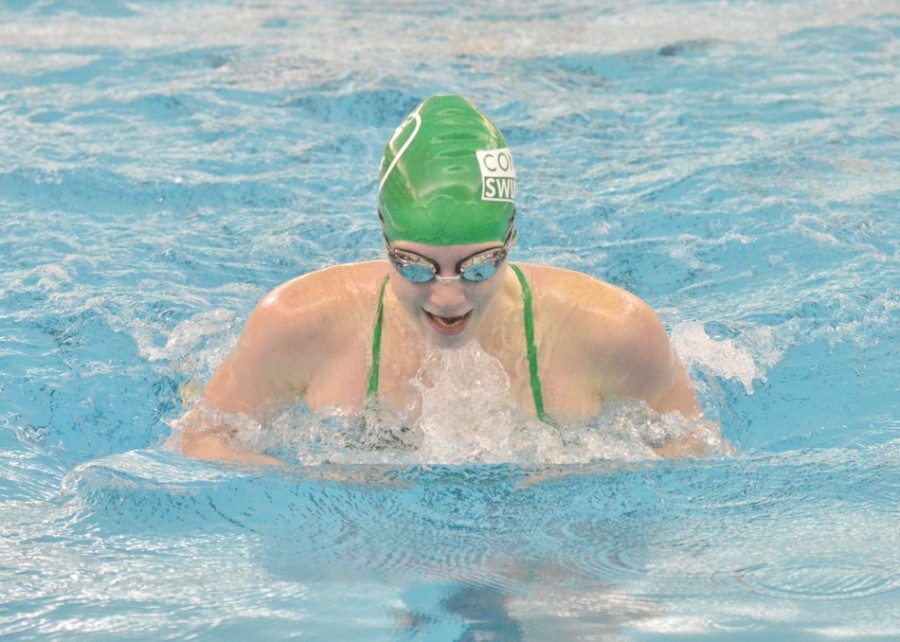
top-left (178, 94), bottom-right (721, 463)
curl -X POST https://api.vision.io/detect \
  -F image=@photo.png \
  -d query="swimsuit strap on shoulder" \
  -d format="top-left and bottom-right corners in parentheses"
top-left (368, 269), bottom-right (551, 423)
top-left (510, 264), bottom-right (551, 423)
top-left (367, 276), bottom-right (389, 398)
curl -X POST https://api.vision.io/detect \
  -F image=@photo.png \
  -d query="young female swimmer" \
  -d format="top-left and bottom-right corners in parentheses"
top-left (178, 94), bottom-right (723, 463)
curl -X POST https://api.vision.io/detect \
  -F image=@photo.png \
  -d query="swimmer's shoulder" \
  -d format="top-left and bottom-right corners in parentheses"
top-left (261, 261), bottom-right (388, 311)
top-left (515, 262), bottom-right (664, 344)
top-left (513, 263), bottom-right (641, 312)
top-left (245, 261), bottom-right (391, 345)
top-left (205, 261), bottom-right (391, 414)
top-left (517, 263), bottom-right (680, 400)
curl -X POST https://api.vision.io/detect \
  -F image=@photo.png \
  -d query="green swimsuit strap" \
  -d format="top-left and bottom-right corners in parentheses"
top-left (368, 268), bottom-right (550, 424)
top-left (510, 264), bottom-right (551, 423)
top-left (367, 276), bottom-right (389, 398)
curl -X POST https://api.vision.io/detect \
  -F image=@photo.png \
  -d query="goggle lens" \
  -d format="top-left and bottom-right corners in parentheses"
top-left (458, 260), bottom-right (498, 282)
top-left (398, 262), bottom-right (438, 283)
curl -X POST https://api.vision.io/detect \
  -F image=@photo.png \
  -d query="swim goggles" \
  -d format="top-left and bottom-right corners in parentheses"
top-left (384, 215), bottom-right (516, 284)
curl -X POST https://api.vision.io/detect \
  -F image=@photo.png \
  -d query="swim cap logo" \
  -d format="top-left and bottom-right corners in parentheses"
top-left (476, 148), bottom-right (516, 203)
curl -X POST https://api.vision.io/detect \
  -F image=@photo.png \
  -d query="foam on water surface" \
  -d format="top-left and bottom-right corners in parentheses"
top-left (183, 340), bottom-right (730, 467)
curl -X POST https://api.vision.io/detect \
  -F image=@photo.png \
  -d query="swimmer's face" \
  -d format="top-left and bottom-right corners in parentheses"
top-left (388, 241), bottom-right (508, 348)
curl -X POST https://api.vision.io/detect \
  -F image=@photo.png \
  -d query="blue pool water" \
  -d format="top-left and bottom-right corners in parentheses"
top-left (1, 0), bottom-right (898, 639)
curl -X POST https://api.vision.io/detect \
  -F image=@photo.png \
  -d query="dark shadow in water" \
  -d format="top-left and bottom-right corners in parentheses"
top-left (399, 582), bottom-right (524, 642)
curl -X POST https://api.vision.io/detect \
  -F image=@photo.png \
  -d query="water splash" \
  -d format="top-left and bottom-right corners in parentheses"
top-left (175, 341), bottom-right (731, 467)
top-left (408, 342), bottom-right (526, 464)
top-left (671, 321), bottom-right (783, 394)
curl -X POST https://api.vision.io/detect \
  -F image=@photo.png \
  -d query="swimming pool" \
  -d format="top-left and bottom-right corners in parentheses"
top-left (1, 0), bottom-right (897, 639)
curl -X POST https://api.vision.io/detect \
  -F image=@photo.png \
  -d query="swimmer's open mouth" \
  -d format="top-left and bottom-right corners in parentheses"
top-left (425, 310), bottom-right (472, 335)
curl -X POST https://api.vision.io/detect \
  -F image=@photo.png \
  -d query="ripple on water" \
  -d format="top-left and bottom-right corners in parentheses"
top-left (736, 558), bottom-right (900, 602)
top-left (559, 537), bottom-right (658, 584)
top-left (548, 509), bottom-right (685, 590)
top-left (344, 469), bottom-right (535, 589)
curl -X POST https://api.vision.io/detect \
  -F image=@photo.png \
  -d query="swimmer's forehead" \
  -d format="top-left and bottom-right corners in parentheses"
top-left (378, 94), bottom-right (516, 246)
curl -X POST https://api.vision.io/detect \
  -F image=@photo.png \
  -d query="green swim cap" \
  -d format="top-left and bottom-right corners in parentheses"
top-left (378, 94), bottom-right (516, 245)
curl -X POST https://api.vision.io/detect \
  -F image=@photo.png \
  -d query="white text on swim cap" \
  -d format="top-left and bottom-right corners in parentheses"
top-left (476, 148), bottom-right (516, 203)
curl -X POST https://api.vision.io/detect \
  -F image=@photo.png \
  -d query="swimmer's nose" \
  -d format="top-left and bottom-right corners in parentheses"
top-left (427, 279), bottom-right (467, 309)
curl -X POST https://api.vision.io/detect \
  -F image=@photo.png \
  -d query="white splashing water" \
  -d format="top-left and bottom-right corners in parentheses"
top-left (408, 342), bottom-right (526, 464)
top-left (182, 341), bottom-right (731, 467)
top-left (671, 321), bottom-right (783, 394)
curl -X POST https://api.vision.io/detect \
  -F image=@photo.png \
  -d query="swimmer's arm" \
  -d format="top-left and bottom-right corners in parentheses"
top-left (176, 405), bottom-right (283, 465)
top-left (582, 292), bottom-right (698, 414)
top-left (179, 281), bottom-right (323, 462)
top-left (176, 303), bottom-right (297, 464)
top-left (618, 310), bottom-right (701, 419)
top-left (588, 295), bottom-right (724, 457)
